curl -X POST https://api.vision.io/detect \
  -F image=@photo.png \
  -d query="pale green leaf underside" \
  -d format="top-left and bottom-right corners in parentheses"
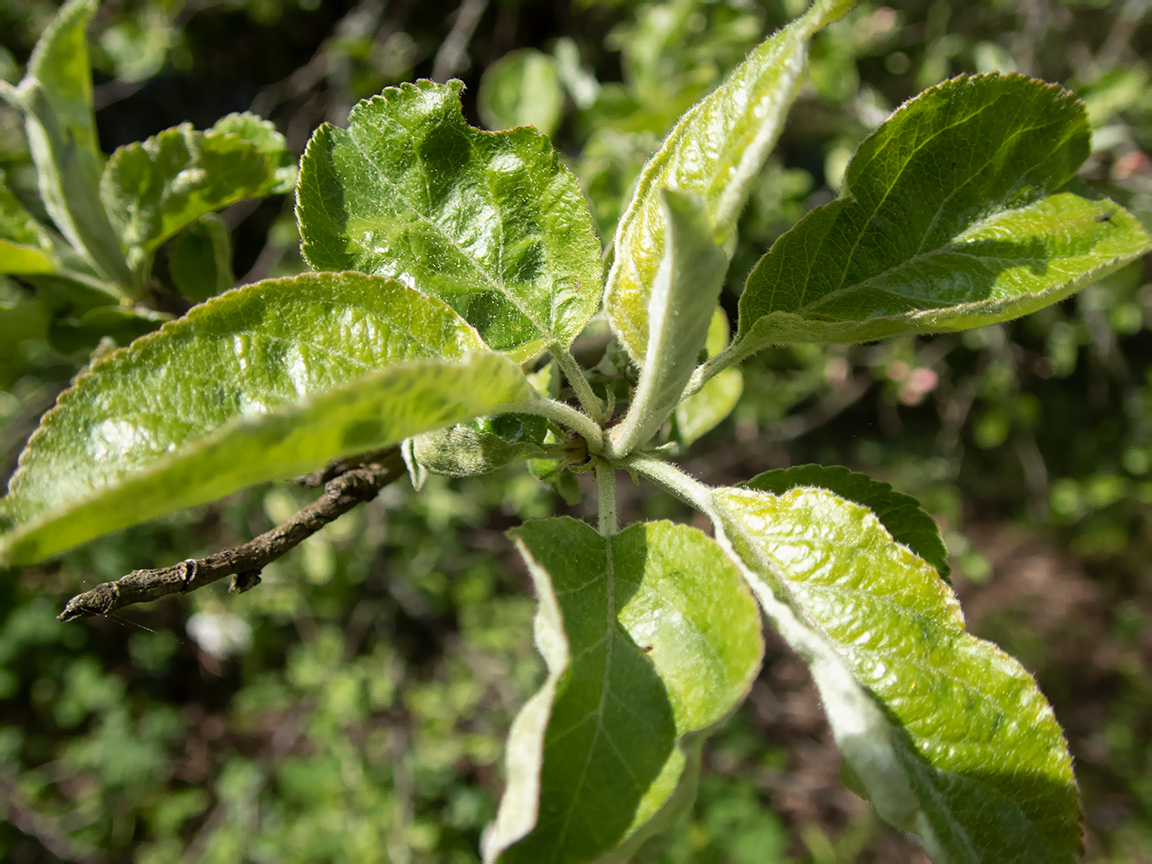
top-left (26, 0), bottom-right (100, 160)
top-left (1, 0), bottom-right (133, 289)
top-left (0, 271), bottom-right (535, 563)
top-left (744, 464), bottom-right (950, 577)
top-left (735, 74), bottom-right (1152, 352)
top-left (297, 79), bottom-right (602, 361)
top-left (604, 0), bottom-right (852, 364)
top-left (478, 49), bottom-right (565, 138)
top-left (0, 174), bottom-right (56, 274)
top-left (100, 113), bottom-right (293, 276)
top-left (488, 518), bottom-right (763, 863)
top-left (715, 486), bottom-right (1080, 863)
top-left (609, 190), bottom-right (728, 456)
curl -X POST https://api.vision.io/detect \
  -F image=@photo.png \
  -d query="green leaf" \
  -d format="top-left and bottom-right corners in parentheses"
top-left (297, 79), bottom-right (603, 361)
top-left (713, 485), bottom-right (1080, 863)
top-left (744, 464), bottom-right (950, 578)
top-left (0, 271), bottom-right (534, 563)
top-left (486, 518), bottom-right (763, 863)
top-left (0, 172), bottom-right (56, 274)
top-left (0, 1), bottom-right (133, 290)
top-left (733, 74), bottom-right (1152, 355)
top-left (673, 308), bottom-right (742, 449)
top-left (167, 213), bottom-right (235, 301)
top-left (25, 0), bottom-right (100, 158)
top-left (608, 190), bottom-right (728, 456)
top-left (603, 0), bottom-right (852, 364)
top-left (478, 49), bottom-right (565, 138)
top-left (100, 113), bottom-right (293, 280)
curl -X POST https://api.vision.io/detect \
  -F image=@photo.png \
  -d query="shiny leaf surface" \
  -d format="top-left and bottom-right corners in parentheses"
top-left (603, 0), bottom-right (852, 363)
top-left (297, 79), bottom-right (602, 360)
top-left (0, 272), bottom-right (536, 563)
top-left (733, 74), bottom-right (1152, 354)
top-left (744, 464), bottom-right (950, 577)
top-left (714, 485), bottom-right (1080, 862)
top-left (486, 518), bottom-right (763, 863)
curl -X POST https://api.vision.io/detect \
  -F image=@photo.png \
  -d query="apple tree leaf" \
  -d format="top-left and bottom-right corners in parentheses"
top-left (0, 271), bottom-right (532, 563)
top-left (603, 0), bottom-right (853, 364)
top-left (486, 518), bottom-right (763, 863)
top-left (100, 113), bottom-right (293, 279)
top-left (732, 74), bottom-right (1152, 357)
top-left (714, 485), bottom-right (1081, 863)
top-left (609, 190), bottom-right (728, 457)
top-left (297, 79), bottom-right (602, 361)
top-left (744, 463), bottom-right (950, 577)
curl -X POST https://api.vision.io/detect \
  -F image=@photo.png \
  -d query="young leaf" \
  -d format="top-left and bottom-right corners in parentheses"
top-left (478, 49), bottom-right (565, 137)
top-left (608, 190), bottom-right (727, 457)
top-left (297, 79), bottom-right (603, 361)
top-left (486, 518), bottom-right (763, 863)
top-left (100, 113), bottom-right (293, 280)
top-left (412, 413), bottom-right (549, 477)
top-left (167, 213), bottom-right (235, 301)
top-left (744, 464), bottom-right (950, 577)
top-left (0, 173), bottom-right (56, 274)
top-left (713, 485), bottom-right (1080, 863)
top-left (24, 0), bottom-right (100, 159)
top-left (0, 272), bottom-right (534, 563)
top-left (0, 0), bottom-right (133, 290)
top-left (731, 74), bottom-right (1152, 360)
top-left (673, 308), bottom-right (743, 449)
top-left (603, 0), bottom-right (853, 364)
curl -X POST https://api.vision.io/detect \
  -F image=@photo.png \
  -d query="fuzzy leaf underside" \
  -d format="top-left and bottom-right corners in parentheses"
top-left (100, 113), bottom-right (293, 277)
top-left (609, 190), bottom-right (728, 456)
top-left (0, 272), bottom-right (536, 563)
top-left (734, 74), bottom-right (1152, 353)
top-left (603, 0), bottom-right (852, 364)
top-left (0, 0), bottom-right (132, 289)
top-left (297, 79), bottom-right (602, 360)
top-left (25, 0), bottom-right (100, 159)
top-left (714, 486), bottom-right (1081, 863)
top-left (486, 519), bottom-right (764, 863)
top-left (744, 464), bottom-right (950, 577)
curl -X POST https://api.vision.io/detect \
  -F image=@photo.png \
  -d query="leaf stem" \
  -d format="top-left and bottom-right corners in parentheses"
top-left (552, 344), bottom-right (605, 423)
top-left (681, 337), bottom-right (755, 401)
top-left (624, 453), bottom-right (717, 517)
top-left (514, 393), bottom-right (605, 455)
top-left (595, 457), bottom-right (617, 536)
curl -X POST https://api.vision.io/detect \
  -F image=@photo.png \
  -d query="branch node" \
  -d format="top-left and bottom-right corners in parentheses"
top-left (230, 570), bottom-right (263, 594)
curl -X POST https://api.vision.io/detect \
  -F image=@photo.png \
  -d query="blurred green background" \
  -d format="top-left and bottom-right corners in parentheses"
top-left (1, 0), bottom-right (1151, 861)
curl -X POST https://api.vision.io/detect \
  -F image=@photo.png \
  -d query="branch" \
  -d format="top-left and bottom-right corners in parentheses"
top-left (57, 448), bottom-right (406, 622)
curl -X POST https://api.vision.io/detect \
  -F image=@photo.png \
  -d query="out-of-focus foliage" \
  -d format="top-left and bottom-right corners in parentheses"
top-left (3, 1), bottom-right (1152, 861)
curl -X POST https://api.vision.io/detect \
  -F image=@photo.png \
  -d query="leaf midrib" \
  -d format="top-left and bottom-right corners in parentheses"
top-left (793, 197), bottom-right (1106, 317)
